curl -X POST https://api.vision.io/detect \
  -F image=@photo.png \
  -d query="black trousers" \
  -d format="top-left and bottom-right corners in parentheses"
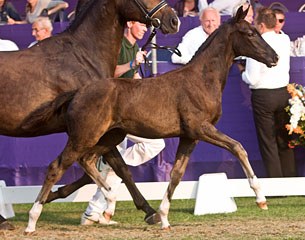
top-left (251, 87), bottom-right (296, 177)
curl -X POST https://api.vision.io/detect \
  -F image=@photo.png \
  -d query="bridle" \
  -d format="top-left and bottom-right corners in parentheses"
top-left (132, 0), bottom-right (181, 76)
top-left (133, 0), bottom-right (168, 28)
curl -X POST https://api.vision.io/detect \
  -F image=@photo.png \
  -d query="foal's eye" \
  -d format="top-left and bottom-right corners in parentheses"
top-left (247, 31), bottom-right (256, 37)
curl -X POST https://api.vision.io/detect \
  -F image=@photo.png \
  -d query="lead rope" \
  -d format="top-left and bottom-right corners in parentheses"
top-left (138, 28), bottom-right (182, 77)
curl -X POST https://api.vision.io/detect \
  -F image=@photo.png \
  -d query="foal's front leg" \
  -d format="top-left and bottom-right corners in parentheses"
top-left (159, 137), bottom-right (197, 229)
top-left (200, 123), bottom-right (267, 209)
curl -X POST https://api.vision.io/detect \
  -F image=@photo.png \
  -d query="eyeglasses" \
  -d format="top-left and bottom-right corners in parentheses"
top-left (277, 19), bottom-right (285, 23)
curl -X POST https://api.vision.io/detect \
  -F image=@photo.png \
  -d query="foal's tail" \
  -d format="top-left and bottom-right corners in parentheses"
top-left (21, 91), bottom-right (77, 131)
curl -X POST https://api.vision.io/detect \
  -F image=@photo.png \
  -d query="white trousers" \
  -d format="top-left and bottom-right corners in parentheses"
top-left (84, 134), bottom-right (165, 216)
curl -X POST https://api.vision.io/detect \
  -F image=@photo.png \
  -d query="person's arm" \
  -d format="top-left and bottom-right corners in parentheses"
top-left (46, 1), bottom-right (69, 16)
top-left (171, 29), bottom-right (197, 65)
top-left (241, 57), bottom-right (261, 87)
top-left (114, 50), bottom-right (146, 78)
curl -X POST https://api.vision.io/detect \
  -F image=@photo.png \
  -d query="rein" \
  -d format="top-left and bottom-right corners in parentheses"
top-left (139, 28), bottom-right (181, 77)
top-left (133, 0), bottom-right (181, 76)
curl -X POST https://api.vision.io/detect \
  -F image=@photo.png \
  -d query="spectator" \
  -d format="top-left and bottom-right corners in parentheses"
top-left (80, 21), bottom-right (166, 225)
top-left (9, 0), bottom-right (68, 24)
top-left (273, 8), bottom-right (286, 34)
top-left (198, 0), bottom-right (246, 16)
top-left (250, 0), bottom-right (263, 11)
top-left (28, 16), bottom-right (53, 47)
top-left (171, 7), bottom-right (220, 65)
top-left (237, 7), bottom-right (296, 178)
top-left (174, 0), bottom-right (199, 17)
top-left (0, 0), bottom-right (21, 24)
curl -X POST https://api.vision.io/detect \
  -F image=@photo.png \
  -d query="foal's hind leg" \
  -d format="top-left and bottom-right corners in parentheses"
top-left (200, 123), bottom-right (267, 209)
top-left (159, 137), bottom-right (197, 229)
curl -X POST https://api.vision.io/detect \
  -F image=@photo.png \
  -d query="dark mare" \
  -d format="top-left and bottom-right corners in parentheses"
top-left (0, 0), bottom-right (179, 234)
top-left (25, 7), bottom-right (278, 229)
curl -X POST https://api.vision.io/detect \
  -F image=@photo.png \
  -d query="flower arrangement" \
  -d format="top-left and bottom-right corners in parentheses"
top-left (285, 83), bottom-right (305, 147)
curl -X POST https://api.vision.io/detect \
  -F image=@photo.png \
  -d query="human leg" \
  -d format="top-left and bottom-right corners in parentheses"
top-left (251, 90), bottom-right (283, 177)
top-left (123, 134), bottom-right (165, 166)
top-left (81, 136), bottom-right (165, 225)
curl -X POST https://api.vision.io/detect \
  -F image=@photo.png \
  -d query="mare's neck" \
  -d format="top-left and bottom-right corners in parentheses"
top-left (68, 0), bottom-right (125, 78)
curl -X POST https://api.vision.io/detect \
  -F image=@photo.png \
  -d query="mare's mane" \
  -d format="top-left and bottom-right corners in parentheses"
top-left (67, 0), bottom-right (108, 32)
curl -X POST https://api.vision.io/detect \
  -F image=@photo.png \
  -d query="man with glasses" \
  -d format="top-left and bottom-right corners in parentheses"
top-left (28, 16), bottom-right (53, 48)
top-left (273, 8), bottom-right (286, 34)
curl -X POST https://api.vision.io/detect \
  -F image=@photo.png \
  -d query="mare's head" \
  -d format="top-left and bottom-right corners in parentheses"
top-left (228, 6), bottom-right (278, 67)
top-left (121, 0), bottom-right (179, 34)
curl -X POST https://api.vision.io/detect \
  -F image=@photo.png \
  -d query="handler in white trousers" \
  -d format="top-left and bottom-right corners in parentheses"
top-left (81, 134), bottom-right (165, 225)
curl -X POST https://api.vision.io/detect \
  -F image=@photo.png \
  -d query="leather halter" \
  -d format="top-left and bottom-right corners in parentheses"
top-left (133, 0), bottom-right (168, 28)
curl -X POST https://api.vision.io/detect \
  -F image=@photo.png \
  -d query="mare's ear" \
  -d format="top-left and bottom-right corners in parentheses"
top-left (234, 5), bottom-right (249, 22)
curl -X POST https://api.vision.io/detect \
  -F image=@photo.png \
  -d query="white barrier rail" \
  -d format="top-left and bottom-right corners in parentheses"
top-left (1, 174), bottom-right (305, 218)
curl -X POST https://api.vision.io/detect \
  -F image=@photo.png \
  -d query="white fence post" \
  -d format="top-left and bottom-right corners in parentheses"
top-left (0, 180), bottom-right (15, 219)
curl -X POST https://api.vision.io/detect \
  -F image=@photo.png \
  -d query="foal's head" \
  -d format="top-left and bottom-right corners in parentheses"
top-left (228, 6), bottom-right (278, 67)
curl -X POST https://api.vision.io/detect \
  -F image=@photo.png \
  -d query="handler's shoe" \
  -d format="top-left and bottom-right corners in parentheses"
top-left (0, 220), bottom-right (15, 230)
top-left (81, 212), bottom-right (117, 226)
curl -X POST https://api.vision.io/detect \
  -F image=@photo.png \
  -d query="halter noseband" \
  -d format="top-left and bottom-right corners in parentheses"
top-left (133, 0), bottom-right (168, 28)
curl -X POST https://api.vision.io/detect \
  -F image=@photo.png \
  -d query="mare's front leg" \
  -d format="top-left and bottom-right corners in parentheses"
top-left (103, 148), bottom-right (159, 224)
top-left (159, 137), bottom-right (197, 229)
top-left (201, 123), bottom-right (267, 209)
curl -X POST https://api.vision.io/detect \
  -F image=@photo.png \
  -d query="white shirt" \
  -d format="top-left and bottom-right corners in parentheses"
top-left (171, 26), bottom-right (209, 65)
top-left (242, 31), bottom-right (291, 89)
top-left (0, 39), bottom-right (19, 51)
top-left (198, 0), bottom-right (245, 16)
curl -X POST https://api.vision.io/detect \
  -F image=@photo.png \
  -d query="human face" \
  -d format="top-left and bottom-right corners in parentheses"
top-left (200, 9), bottom-right (220, 35)
top-left (130, 22), bottom-right (147, 41)
top-left (32, 22), bottom-right (49, 41)
top-left (274, 13), bottom-right (285, 34)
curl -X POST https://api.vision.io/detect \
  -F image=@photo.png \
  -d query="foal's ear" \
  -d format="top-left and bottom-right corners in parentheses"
top-left (234, 5), bottom-right (249, 22)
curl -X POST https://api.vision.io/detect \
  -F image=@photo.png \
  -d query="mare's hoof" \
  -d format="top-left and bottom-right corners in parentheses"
top-left (256, 201), bottom-right (268, 210)
top-left (0, 221), bottom-right (15, 231)
top-left (145, 213), bottom-right (161, 225)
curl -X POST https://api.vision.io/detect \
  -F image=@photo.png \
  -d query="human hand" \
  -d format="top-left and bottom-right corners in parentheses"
top-left (135, 50), bottom-right (147, 66)
top-left (6, 15), bottom-right (15, 25)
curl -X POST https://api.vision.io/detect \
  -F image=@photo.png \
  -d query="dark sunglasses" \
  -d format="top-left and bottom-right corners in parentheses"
top-left (278, 19), bottom-right (285, 23)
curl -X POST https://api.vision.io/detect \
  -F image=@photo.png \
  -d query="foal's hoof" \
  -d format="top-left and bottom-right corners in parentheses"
top-left (256, 201), bottom-right (268, 210)
top-left (145, 213), bottom-right (161, 225)
top-left (23, 231), bottom-right (36, 236)
top-left (161, 225), bottom-right (171, 231)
